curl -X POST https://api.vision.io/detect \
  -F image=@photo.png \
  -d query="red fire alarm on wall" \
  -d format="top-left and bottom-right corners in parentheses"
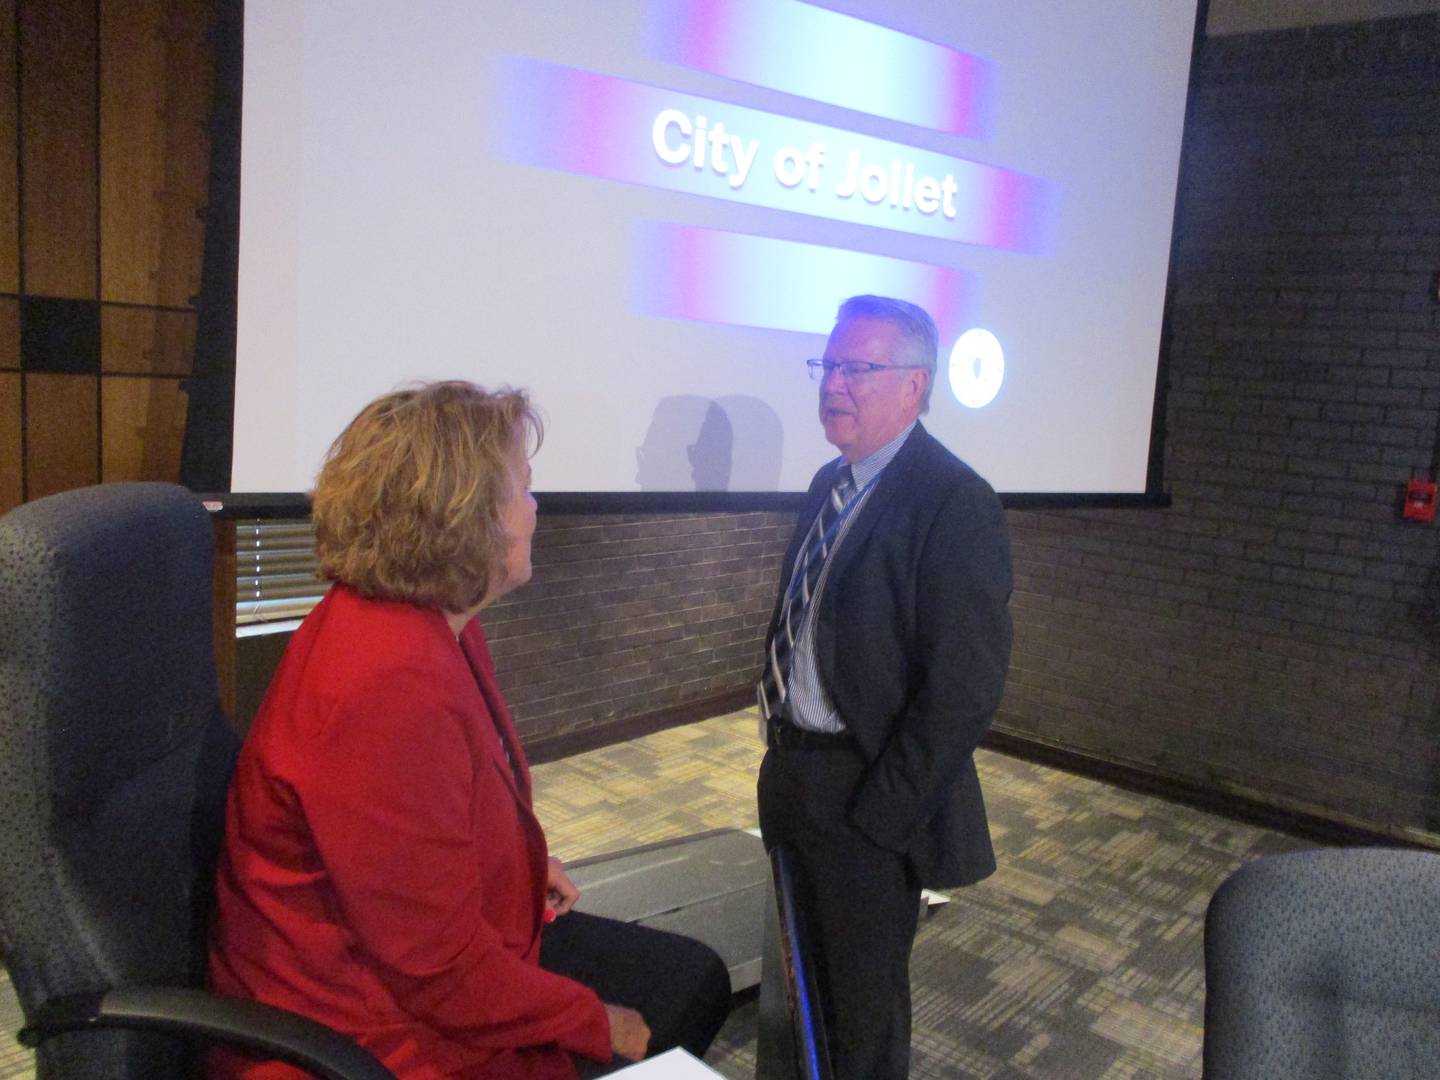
top-left (1403, 473), bottom-right (1437, 522)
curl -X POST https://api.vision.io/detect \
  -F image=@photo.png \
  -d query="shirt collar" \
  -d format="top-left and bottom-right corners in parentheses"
top-left (845, 420), bottom-right (916, 491)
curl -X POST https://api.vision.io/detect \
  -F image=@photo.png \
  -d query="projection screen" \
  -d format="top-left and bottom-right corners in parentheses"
top-left (231, 0), bottom-right (1201, 498)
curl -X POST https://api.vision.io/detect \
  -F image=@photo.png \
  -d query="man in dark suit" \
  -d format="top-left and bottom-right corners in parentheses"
top-left (757, 295), bottom-right (1013, 1079)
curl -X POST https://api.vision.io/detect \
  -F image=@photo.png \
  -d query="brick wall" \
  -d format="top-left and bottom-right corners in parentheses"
top-left (996, 15), bottom-right (1440, 841)
top-left (461, 510), bottom-right (793, 749)
top-left (233, 509), bottom-right (797, 749)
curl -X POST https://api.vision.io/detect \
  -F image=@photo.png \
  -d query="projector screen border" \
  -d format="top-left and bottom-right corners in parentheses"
top-left (185, 0), bottom-right (1206, 508)
top-left (195, 490), bottom-right (1172, 520)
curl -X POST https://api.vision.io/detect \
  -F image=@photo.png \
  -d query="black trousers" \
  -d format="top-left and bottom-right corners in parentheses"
top-left (540, 909), bottom-right (733, 1076)
top-left (758, 743), bottom-right (922, 1080)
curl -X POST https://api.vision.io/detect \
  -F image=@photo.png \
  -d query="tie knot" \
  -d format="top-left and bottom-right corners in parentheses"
top-left (833, 465), bottom-right (855, 503)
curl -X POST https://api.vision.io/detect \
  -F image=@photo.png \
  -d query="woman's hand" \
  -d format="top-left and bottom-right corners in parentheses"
top-left (545, 856), bottom-right (580, 918)
top-left (603, 1003), bottom-right (651, 1062)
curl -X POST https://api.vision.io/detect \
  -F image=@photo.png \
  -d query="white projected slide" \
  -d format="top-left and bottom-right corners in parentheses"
top-left (232, 0), bottom-right (1199, 496)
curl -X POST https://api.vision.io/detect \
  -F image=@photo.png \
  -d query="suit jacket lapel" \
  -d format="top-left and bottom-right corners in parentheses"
top-left (767, 459), bottom-right (845, 635)
top-left (459, 623), bottom-right (534, 806)
top-left (458, 620), bottom-right (553, 947)
top-left (824, 424), bottom-right (928, 590)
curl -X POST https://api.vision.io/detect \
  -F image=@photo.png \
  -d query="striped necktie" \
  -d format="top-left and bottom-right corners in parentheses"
top-left (758, 466), bottom-right (855, 720)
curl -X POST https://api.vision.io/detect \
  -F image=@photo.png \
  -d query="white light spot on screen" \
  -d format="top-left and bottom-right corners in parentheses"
top-left (948, 328), bottom-right (1004, 408)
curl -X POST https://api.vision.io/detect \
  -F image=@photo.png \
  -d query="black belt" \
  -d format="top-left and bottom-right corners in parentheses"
top-left (766, 718), bottom-right (856, 750)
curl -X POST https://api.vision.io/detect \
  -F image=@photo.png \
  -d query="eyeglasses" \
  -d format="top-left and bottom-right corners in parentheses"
top-left (806, 358), bottom-right (929, 382)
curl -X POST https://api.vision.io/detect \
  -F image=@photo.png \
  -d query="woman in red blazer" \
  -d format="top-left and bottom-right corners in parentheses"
top-left (210, 382), bottom-right (729, 1079)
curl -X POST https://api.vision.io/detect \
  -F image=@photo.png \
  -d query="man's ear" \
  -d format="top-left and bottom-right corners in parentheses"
top-left (906, 368), bottom-right (930, 410)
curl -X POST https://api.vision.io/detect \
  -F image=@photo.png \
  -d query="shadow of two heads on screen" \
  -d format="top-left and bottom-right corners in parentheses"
top-left (636, 395), bottom-right (784, 492)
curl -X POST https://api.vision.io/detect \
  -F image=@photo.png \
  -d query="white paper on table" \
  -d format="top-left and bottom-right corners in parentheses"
top-left (605, 1047), bottom-right (726, 1077)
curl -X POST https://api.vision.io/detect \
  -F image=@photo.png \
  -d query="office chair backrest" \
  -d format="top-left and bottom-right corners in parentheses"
top-left (0, 483), bottom-right (240, 1079)
top-left (1203, 846), bottom-right (1440, 1079)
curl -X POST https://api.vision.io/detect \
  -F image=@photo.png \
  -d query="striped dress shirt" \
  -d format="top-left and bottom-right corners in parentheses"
top-left (785, 421), bottom-right (915, 733)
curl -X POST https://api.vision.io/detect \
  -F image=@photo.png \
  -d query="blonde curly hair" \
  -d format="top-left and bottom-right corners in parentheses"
top-left (311, 381), bottom-right (541, 612)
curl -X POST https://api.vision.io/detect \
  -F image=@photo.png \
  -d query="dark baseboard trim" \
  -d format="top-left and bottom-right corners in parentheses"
top-left (983, 730), bottom-right (1440, 852)
top-left (524, 688), bottom-right (756, 766)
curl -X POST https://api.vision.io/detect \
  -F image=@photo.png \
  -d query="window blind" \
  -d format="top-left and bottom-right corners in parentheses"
top-left (234, 519), bottom-right (328, 626)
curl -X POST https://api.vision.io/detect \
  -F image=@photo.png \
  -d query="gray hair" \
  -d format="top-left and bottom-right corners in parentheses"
top-left (835, 295), bottom-right (939, 413)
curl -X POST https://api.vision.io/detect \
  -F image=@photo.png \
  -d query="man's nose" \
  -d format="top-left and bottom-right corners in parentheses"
top-left (820, 365), bottom-right (847, 392)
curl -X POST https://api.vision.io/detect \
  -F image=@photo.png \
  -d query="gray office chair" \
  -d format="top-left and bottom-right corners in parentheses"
top-left (0, 483), bottom-right (393, 1079)
top-left (1203, 846), bottom-right (1440, 1079)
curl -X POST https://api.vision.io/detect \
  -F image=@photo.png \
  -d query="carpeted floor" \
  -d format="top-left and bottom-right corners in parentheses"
top-left (0, 709), bottom-right (1303, 1079)
top-left (0, 983), bottom-right (24, 1080)
top-left (533, 711), bottom-right (1303, 1079)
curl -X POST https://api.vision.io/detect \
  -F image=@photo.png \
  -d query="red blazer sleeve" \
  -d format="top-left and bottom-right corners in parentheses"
top-left (293, 659), bottom-right (611, 1061)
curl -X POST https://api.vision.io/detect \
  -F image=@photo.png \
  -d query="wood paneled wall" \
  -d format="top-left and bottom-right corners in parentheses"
top-left (0, 0), bottom-right (213, 514)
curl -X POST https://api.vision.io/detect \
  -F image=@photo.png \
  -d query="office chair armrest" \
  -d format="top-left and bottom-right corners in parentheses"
top-left (19, 985), bottom-right (397, 1080)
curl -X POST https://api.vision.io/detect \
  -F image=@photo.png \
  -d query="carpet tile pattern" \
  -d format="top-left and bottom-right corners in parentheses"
top-left (534, 711), bottom-right (1304, 1079)
top-left (0, 709), bottom-right (1305, 1079)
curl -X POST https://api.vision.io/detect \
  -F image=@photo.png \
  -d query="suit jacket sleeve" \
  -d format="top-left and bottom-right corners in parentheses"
top-left (297, 663), bottom-right (612, 1061)
top-left (848, 478), bottom-right (1013, 852)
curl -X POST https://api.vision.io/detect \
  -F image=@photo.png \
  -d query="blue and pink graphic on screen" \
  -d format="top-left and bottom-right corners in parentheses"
top-left (493, 0), bottom-right (1053, 406)
top-left (648, 0), bottom-right (995, 137)
top-left (497, 60), bottom-right (1049, 253)
top-left (632, 225), bottom-right (972, 342)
